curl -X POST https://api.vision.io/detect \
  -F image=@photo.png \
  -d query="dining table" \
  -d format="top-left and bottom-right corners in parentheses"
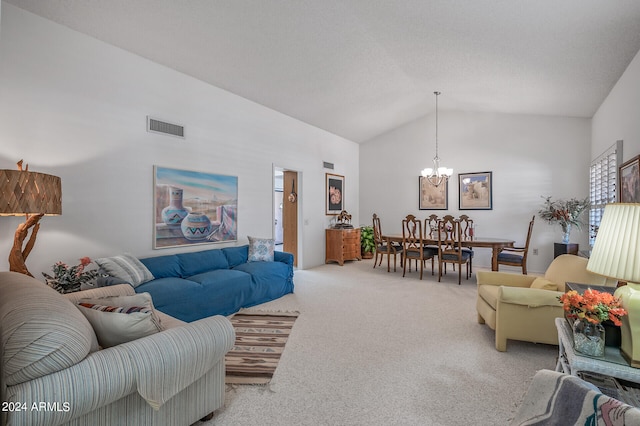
top-left (381, 234), bottom-right (515, 272)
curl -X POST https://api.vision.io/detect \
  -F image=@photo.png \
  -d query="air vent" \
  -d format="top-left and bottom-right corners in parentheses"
top-left (147, 116), bottom-right (185, 138)
top-left (323, 161), bottom-right (334, 169)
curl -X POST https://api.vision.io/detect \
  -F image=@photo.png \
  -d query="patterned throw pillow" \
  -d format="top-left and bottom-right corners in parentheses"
top-left (247, 236), bottom-right (275, 262)
top-left (76, 301), bottom-right (162, 348)
top-left (94, 254), bottom-right (154, 287)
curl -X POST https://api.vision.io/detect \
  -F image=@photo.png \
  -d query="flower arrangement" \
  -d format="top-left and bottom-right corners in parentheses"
top-left (558, 289), bottom-right (627, 326)
top-left (538, 196), bottom-right (590, 233)
top-left (42, 257), bottom-right (99, 294)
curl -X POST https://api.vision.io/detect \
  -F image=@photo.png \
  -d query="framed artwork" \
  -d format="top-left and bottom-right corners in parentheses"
top-left (459, 171), bottom-right (493, 210)
top-left (419, 176), bottom-right (448, 210)
top-left (619, 155), bottom-right (640, 203)
top-left (326, 173), bottom-right (344, 215)
top-left (154, 166), bottom-right (238, 249)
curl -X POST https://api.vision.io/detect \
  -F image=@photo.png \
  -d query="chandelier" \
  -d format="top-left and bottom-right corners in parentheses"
top-left (421, 91), bottom-right (452, 187)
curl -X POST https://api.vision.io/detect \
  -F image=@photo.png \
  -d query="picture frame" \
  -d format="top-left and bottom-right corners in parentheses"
top-left (418, 176), bottom-right (448, 210)
top-left (326, 173), bottom-right (344, 215)
top-left (459, 171), bottom-right (493, 210)
top-left (619, 155), bottom-right (640, 203)
top-left (153, 166), bottom-right (238, 249)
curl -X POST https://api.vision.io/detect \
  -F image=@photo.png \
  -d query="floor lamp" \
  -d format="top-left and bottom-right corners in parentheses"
top-left (0, 161), bottom-right (61, 277)
top-left (587, 203), bottom-right (640, 366)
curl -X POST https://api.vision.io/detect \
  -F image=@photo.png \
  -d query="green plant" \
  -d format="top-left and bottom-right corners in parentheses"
top-left (360, 226), bottom-right (375, 254)
top-left (538, 196), bottom-right (590, 233)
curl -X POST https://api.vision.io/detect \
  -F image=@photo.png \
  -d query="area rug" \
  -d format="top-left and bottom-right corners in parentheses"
top-left (225, 310), bottom-right (299, 385)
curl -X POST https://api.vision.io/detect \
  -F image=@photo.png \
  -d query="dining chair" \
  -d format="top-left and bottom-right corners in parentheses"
top-left (496, 215), bottom-right (535, 274)
top-left (372, 213), bottom-right (403, 272)
top-left (437, 215), bottom-right (471, 284)
top-left (458, 214), bottom-right (475, 273)
top-left (401, 214), bottom-right (436, 280)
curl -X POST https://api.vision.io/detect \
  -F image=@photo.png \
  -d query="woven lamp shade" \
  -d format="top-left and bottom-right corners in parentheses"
top-left (587, 203), bottom-right (640, 283)
top-left (0, 169), bottom-right (62, 216)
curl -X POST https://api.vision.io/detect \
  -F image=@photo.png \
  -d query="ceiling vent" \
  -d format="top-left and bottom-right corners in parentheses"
top-left (147, 116), bottom-right (185, 138)
top-left (323, 161), bottom-right (334, 170)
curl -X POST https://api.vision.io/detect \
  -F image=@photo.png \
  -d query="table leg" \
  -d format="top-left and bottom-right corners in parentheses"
top-left (491, 248), bottom-right (499, 271)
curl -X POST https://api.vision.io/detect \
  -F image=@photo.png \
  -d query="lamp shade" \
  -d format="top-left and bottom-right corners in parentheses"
top-left (587, 203), bottom-right (640, 283)
top-left (0, 169), bottom-right (62, 216)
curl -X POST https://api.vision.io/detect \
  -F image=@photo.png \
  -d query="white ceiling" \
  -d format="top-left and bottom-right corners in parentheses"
top-left (6, 0), bottom-right (640, 143)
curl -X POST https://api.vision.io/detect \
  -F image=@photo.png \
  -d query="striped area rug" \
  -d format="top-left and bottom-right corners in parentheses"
top-left (225, 311), bottom-right (299, 385)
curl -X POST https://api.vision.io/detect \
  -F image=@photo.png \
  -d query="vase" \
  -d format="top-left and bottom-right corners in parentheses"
top-left (572, 318), bottom-right (605, 357)
top-left (181, 212), bottom-right (212, 240)
top-left (561, 223), bottom-right (572, 244)
top-left (46, 279), bottom-right (81, 294)
top-left (161, 187), bottom-right (189, 226)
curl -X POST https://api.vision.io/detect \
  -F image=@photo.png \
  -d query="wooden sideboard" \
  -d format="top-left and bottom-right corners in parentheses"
top-left (325, 228), bottom-right (361, 266)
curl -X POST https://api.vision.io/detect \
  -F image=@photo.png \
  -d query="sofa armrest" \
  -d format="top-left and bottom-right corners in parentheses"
top-left (476, 271), bottom-right (536, 288)
top-left (274, 251), bottom-right (294, 267)
top-left (498, 286), bottom-right (564, 307)
top-left (123, 314), bottom-right (235, 409)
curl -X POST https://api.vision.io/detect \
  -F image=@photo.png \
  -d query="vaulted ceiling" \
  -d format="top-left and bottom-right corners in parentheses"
top-left (6, 0), bottom-right (640, 142)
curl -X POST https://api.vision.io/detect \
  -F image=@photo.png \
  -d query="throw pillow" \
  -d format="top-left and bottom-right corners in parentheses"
top-left (530, 277), bottom-right (558, 291)
top-left (78, 292), bottom-right (164, 331)
top-left (94, 254), bottom-right (154, 287)
top-left (77, 302), bottom-right (161, 348)
top-left (247, 236), bottom-right (275, 262)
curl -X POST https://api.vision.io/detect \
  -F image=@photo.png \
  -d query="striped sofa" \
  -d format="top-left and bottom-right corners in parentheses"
top-left (0, 271), bottom-right (235, 426)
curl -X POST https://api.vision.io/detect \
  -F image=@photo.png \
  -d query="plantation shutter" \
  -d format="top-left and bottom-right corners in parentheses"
top-left (589, 140), bottom-right (622, 247)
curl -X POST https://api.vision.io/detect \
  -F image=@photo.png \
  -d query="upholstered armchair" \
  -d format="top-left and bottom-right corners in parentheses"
top-left (1, 271), bottom-right (235, 426)
top-left (476, 254), bottom-right (609, 351)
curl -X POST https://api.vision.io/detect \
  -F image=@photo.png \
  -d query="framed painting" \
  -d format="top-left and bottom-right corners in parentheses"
top-left (459, 171), bottom-right (493, 210)
top-left (153, 166), bottom-right (238, 249)
top-left (419, 176), bottom-right (448, 210)
top-left (326, 173), bottom-right (344, 215)
top-left (619, 155), bottom-right (640, 203)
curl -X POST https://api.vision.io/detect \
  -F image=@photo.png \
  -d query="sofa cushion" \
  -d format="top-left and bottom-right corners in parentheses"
top-left (530, 277), bottom-right (558, 291)
top-left (140, 253), bottom-right (181, 279)
top-left (477, 284), bottom-right (500, 310)
top-left (0, 272), bottom-right (98, 386)
top-left (248, 236), bottom-right (275, 262)
top-left (77, 302), bottom-right (162, 348)
top-left (95, 254), bottom-right (154, 287)
top-left (178, 249), bottom-right (229, 276)
top-left (222, 245), bottom-right (248, 267)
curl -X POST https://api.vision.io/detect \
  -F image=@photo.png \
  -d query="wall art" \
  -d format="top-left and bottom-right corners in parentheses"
top-left (459, 171), bottom-right (493, 210)
top-left (154, 166), bottom-right (238, 248)
top-left (326, 173), bottom-right (344, 215)
top-left (419, 176), bottom-right (448, 210)
top-left (619, 155), bottom-right (640, 203)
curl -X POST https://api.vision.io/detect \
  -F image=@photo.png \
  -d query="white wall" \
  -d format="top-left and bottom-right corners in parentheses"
top-left (0, 4), bottom-right (359, 276)
top-left (592, 48), bottom-right (640, 162)
top-left (360, 110), bottom-right (592, 273)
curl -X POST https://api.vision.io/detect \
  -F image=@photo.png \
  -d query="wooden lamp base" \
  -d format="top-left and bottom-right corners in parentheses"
top-left (8, 213), bottom-right (44, 277)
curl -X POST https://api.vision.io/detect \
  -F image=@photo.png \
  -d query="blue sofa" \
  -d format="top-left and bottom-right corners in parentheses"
top-left (126, 245), bottom-right (294, 322)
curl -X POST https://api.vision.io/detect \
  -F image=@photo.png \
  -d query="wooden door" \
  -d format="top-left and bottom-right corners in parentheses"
top-left (283, 171), bottom-right (298, 266)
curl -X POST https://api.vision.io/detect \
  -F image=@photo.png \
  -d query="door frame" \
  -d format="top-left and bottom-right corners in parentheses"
top-left (273, 164), bottom-right (302, 268)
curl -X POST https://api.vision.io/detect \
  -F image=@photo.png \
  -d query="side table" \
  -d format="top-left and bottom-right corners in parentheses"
top-left (555, 318), bottom-right (640, 384)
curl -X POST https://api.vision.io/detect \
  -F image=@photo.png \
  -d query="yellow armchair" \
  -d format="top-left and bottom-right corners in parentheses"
top-left (476, 254), bottom-right (609, 351)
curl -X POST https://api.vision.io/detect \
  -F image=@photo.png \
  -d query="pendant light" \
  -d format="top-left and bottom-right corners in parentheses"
top-left (421, 91), bottom-right (453, 187)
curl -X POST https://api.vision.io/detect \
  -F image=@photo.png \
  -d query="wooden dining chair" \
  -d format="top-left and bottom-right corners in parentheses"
top-left (496, 215), bottom-right (535, 274)
top-left (402, 214), bottom-right (436, 280)
top-left (437, 215), bottom-right (471, 284)
top-left (458, 214), bottom-right (475, 273)
top-left (372, 213), bottom-right (403, 272)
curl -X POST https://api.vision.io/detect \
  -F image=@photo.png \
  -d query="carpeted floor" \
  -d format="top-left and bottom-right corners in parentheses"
top-left (201, 259), bottom-right (557, 426)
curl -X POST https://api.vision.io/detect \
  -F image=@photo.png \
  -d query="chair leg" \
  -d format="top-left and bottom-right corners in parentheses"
top-left (458, 263), bottom-right (462, 285)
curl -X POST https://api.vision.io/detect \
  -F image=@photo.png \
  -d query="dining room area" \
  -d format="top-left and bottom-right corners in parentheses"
top-left (370, 211), bottom-right (532, 284)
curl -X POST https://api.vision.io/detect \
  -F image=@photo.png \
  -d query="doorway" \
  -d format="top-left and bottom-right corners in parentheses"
top-left (274, 167), bottom-right (299, 267)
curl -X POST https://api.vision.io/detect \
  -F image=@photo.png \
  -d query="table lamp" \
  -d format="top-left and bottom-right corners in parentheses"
top-left (0, 161), bottom-right (61, 277)
top-left (587, 203), bottom-right (640, 366)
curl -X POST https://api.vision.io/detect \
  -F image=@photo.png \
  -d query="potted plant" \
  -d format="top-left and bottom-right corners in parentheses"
top-left (360, 225), bottom-right (375, 259)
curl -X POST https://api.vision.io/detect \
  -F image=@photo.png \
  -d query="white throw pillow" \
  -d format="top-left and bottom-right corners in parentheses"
top-left (94, 254), bottom-right (154, 287)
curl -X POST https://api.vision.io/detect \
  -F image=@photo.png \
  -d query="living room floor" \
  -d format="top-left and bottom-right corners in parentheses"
top-left (201, 258), bottom-right (557, 426)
